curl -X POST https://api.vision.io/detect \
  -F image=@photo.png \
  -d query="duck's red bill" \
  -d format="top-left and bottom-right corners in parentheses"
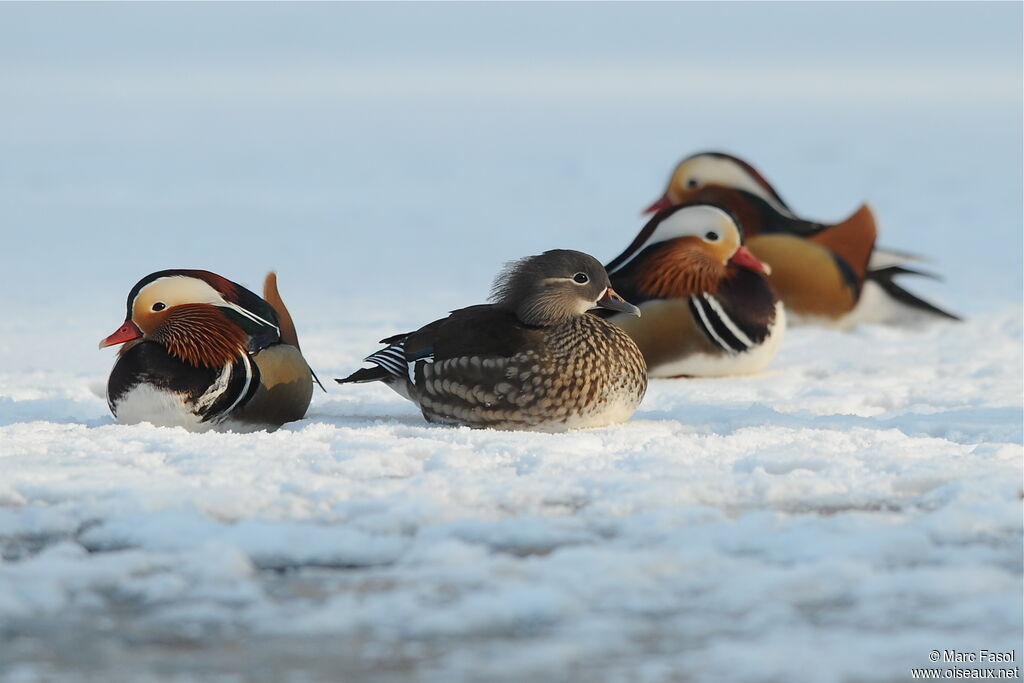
top-left (729, 245), bottom-right (772, 275)
top-left (99, 321), bottom-right (143, 349)
top-left (643, 195), bottom-right (673, 215)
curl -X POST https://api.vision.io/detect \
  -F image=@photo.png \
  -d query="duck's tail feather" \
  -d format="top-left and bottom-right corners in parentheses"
top-left (808, 203), bottom-right (877, 281)
top-left (866, 265), bottom-right (961, 321)
top-left (263, 271), bottom-right (326, 391)
top-left (869, 245), bottom-right (928, 270)
top-left (263, 271), bottom-right (299, 346)
top-left (336, 338), bottom-right (412, 386)
top-left (336, 366), bottom-right (392, 384)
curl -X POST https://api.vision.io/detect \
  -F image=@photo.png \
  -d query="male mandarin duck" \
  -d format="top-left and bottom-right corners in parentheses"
top-left (99, 270), bottom-right (321, 431)
top-left (601, 204), bottom-right (785, 377)
top-left (337, 250), bottom-right (647, 431)
top-left (644, 151), bottom-right (959, 327)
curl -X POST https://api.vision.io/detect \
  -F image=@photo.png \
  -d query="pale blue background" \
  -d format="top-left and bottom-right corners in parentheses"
top-left (1, 2), bottom-right (1020, 330)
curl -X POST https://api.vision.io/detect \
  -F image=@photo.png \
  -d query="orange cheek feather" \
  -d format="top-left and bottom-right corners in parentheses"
top-left (632, 240), bottom-right (723, 299)
top-left (153, 304), bottom-right (250, 368)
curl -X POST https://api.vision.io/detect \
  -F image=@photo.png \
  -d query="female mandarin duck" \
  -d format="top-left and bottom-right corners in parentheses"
top-left (337, 250), bottom-right (648, 431)
top-left (644, 151), bottom-right (959, 327)
top-left (99, 269), bottom-right (321, 431)
top-left (601, 204), bottom-right (784, 378)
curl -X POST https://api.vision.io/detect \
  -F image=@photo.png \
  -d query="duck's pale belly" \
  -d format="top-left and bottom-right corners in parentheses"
top-left (111, 384), bottom-right (214, 431)
top-left (557, 383), bottom-right (645, 431)
top-left (816, 280), bottom-right (939, 329)
top-left (112, 385), bottom-right (272, 433)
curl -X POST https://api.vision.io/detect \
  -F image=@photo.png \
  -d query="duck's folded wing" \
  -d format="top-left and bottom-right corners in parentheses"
top-left (402, 306), bottom-right (551, 424)
top-left (404, 305), bottom-right (542, 362)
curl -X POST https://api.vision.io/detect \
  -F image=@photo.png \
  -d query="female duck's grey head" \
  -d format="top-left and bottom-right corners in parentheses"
top-left (490, 249), bottom-right (641, 326)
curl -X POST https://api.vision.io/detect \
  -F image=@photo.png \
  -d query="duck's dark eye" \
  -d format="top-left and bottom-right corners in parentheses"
top-left (705, 231), bottom-right (720, 241)
top-left (687, 179), bottom-right (699, 188)
top-left (572, 272), bottom-right (589, 284)
top-left (152, 302), bottom-right (166, 312)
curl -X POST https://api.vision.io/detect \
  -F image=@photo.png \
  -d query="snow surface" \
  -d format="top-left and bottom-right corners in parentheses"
top-left (1, 3), bottom-right (1022, 682)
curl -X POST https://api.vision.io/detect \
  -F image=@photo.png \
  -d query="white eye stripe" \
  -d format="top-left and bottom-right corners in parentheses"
top-left (608, 205), bottom-right (737, 274)
top-left (541, 275), bottom-right (591, 284)
top-left (681, 156), bottom-right (793, 216)
top-left (224, 301), bottom-right (279, 331)
top-left (136, 276), bottom-right (279, 333)
top-left (137, 276), bottom-right (223, 310)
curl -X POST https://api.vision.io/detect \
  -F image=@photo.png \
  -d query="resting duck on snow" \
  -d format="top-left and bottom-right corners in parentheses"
top-left (643, 151), bottom-right (960, 328)
top-left (99, 270), bottom-right (321, 431)
top-left (337, 249), bottom-right (648, 431)
top-left (600, 203), bottom-right (784, 378)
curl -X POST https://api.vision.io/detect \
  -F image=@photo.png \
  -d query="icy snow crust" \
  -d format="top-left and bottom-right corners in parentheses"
top-left (2, 311), bottom-right (1021, 682)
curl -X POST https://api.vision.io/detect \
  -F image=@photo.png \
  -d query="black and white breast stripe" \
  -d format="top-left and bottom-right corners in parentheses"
top-left (197, 354), bottom-right (257, 423)
top-left (688, 294), bottom-right (756, 354)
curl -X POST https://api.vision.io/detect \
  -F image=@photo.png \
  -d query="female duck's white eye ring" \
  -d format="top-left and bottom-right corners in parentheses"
top-left (572, 272), bottom-right (589, 284)
top-left (152, 302), bottom-right (167, 312)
